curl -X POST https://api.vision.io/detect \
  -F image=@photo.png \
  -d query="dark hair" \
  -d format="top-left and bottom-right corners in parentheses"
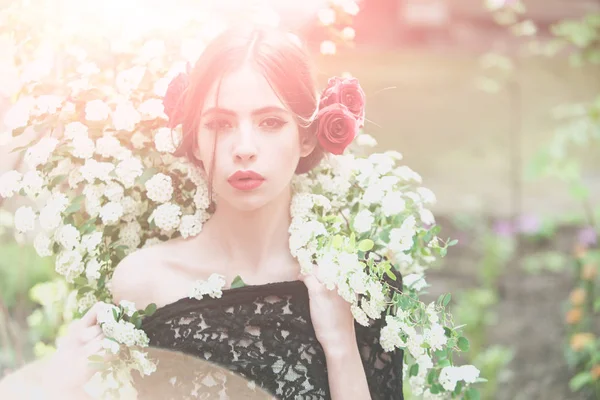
top-left (174, 25), bottom-right (325, 175)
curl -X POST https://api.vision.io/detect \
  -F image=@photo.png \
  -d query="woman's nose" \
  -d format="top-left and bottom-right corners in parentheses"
top-left (233, 122), bottom-right (257, 162)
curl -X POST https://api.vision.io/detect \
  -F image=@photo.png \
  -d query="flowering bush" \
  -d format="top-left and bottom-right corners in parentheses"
top-left (0, 0), bottom-right (481, 398)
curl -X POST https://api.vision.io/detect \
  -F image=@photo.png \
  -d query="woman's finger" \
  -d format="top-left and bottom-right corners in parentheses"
top-left (79, 326), bottom-right (103, 344)
top-left (83, 337), bottom-right (105, 357)
top-left (79, 302), bottom-right (103, 327)
top-left (299, 273), bottom-right (327, 296)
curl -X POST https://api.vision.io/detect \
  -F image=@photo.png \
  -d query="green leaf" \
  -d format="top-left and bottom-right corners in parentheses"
top-left (458, 336), bottom-right (470, 352)
top-left (453, 380), bottom-right (464, 396)
top-left (73, 277), bottom-right (88, 286)
top-left (64, 195), bottom-right (85, 215)
top-left (137, 167), bottom-right (158, 186)
top-left (332, 235), bottom-right (343, 249)
top-left (409, 363), bottom-right (419, 377)
top-left (357, 239), bottom-right (374, 252)
top-left (447, 239), bottom-right (458, 247)
top-left (465, 387), bottom-right (480, 400)
top-left (385, 269), bottom-right (397, 281)
top-left (569, 371), bottom-right (593, 392)
top-left (230, 275), bottom-right (246, 289)
top-left (112, 308), bottom-right (119, 321)
top-left (78, 287), bottom-right (93, 295)
top-left (144, 303), bottom-right (157, 317)
top-left (442, 293), bottom-right (452, 307)
top-left (88, 355), bottom-right (105, 363)
top-left (438, 358), bottom-right (451, 368)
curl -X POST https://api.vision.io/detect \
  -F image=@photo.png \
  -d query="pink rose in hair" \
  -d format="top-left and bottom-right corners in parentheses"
top-left (163, 72), bottom-right (189, 128)
top-left (316, 103), bottom-right (359, 155)
top-left (320, 76), bottom-right (366, 128)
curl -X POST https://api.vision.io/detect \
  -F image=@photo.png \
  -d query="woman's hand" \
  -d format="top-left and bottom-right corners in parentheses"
top-left (41, 302), bottom-right (108, 394)
top-left (298, 273), bottom-right (357, 354)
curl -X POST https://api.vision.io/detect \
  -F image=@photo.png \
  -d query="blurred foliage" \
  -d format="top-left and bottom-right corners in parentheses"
top-left (480, 0), bottom-right (600, 396)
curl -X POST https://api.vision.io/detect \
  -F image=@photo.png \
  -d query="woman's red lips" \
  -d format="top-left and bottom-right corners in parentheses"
top-left (228, 170), bottom-right (265, 191)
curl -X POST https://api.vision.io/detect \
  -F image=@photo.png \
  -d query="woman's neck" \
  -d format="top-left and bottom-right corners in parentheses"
top-left (200, 185), bottom-right (297, 277)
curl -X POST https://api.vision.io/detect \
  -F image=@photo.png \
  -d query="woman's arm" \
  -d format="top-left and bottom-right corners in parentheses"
top-left (324, 341), bottom-right (372, 400)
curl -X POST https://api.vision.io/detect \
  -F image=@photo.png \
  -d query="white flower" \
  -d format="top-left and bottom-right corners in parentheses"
top-left (193, 186), bottom-right (211, 210)
top-left (115, 157), bottom-right (143, 188)
top-left (139, 98), bottom-right (167, 120)
top-left (85, 100), bottom-right (110, 121)
top-left (85, 258), bottom-right (102, 281)
top-left (356, 133), bottom-right (377, 147)
top-left (424, 323), bottom-right (447, 351)
top-left (407, 331), bottom-right (425, 358)
top-left (361, 297), bottom-right (385, 320)
top-left (95, 134), bottom-right (131, 160)
top-left (54, 224), bottom-right (81, 250)
top-left (99, 202), bottom-right (124, 225)
top-left (419, 208), bottom-right (436, 225)
top-left (351, 304), bottom-right (369, 326)
top-left (189, 273), bottom-right (226, 300)
top-left (381, 191), bottom-right (406, 217)
top-left (118, 221), bottom-right (142, 251)
top-left (34, 232), bottom-right (53, 257)
top-left (55, 250), bottom-right (84, 283)
top-left (81, 231), bottom-right (103, 255)
top-left (408, 375), bottom-right (426, 396)
top-left (34, 95), bottom-right (62, 116)
top-left (145, 173), bottom-right (173, 203)
top-left (130, 132), bottom-right (150, 149)
top-left (342, 27), bottom-right (356, 40)
top-left (320, 40), bottom-right (336, 55)
top-left (352, 209), bottom-right (374, 233)
top-left (389, 216), bottom-right (417, 252)
top-left (393, 165), bottom-right (422, 183)
top-left (119, 300), bottom-right (137, 317)
top-left (85, 100), bottom-right (111, 121)
top-left (19, 171), bottom-right (44, 197)
top-left (130, 350), bottom-right (157, 376)
top-left (154, 127), bottom-right (182, 153)
top-left (439, 366), bottom-right (459, 391)
top-left (14, 206), bottom-right (36, 233)
top-left (362, 182), bottom-right (385, 206)
top-left (179, 212), bottom-right (204, 238)
top-left (380, 316), bottom-right (407, 352)
top-left (102, 338), bottom-right (121, 355)
top-left (103, 181), bottom-right (124, 203)
top-left (143, 237), bottom-right (162, 248)
top-left (139, 40), bottom-right (165, 62)
top-left (112, 100), bottom-right (141, 131)
top-left (0, 170), bottom-right (22, 198)
top-left (342, 1), bottom-right (360, 15)
top-left (456, 365), bottom-right (480, 384)
top-left (150, 203), bottom-right (181, 231)
top-left (348, 270), bottom-right (368, 294)
top-left (403, 273), bottom-right (428, 291)
top-left (64, 122), bottom-right (88, 139)
top-left (368, 153), bottom-right (395, 176)
top-left (77, 292), bottom-right (97, 313)
top-left (68, 169), bottom-right (84, 189)
top-left (3, 97), bottom-right (34, 130)
top-left (71, 135), bottom-right (95, 159)
top-left (416, 187), bottom-right (437, 205)
top-left (317, 8), bottom-right (335, 25)
top-left (24, 137), bottom-right (59, 169)
top-left (115, 66), bottom-right (146, 95)
top-left (80, 159), bottom-right (115, 183)
top-left (38, 193), bottom-right (69, 233)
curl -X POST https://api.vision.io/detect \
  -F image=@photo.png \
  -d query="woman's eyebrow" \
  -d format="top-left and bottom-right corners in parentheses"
top-left (201, 106), bottom-right (289, 117)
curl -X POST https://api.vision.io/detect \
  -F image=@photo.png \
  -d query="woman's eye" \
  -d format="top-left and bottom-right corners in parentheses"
top-left (260, 117), bottom-right (287, 130)
top-left (204, 119), bottom-right (232, 131)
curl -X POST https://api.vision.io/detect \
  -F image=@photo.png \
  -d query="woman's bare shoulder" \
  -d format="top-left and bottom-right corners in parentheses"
top-left (110, 236), bottom-right (208, 309)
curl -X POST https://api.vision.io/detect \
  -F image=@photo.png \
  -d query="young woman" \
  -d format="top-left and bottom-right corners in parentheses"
top-left (1, 25), bottom-right (404, 399)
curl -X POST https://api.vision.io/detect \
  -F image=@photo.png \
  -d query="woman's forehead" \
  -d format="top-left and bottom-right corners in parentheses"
top-left (201, 65), bottom-right (287, 114)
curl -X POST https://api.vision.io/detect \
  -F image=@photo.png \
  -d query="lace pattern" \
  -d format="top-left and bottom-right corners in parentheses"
top-left (137, 281), bottom-right (403, 399)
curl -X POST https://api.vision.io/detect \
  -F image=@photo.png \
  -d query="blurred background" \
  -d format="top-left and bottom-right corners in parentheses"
top-left (0, 0), bottom-right (599, 399)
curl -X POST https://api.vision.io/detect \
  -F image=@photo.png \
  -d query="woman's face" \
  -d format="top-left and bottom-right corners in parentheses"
top-left (194, 65), bottom-right (315, 212)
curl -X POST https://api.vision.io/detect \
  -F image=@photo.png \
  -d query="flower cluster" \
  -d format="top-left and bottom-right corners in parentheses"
top-left (0, 2), bottom-right (480, 397)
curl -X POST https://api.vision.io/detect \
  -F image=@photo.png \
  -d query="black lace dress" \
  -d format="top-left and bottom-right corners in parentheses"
top-left (137, 280), bottom-right (404, 400)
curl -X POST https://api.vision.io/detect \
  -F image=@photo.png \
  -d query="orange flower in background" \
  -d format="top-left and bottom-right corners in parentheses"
top-left (592, 365), bottom-right (600, 380)
top-left (581, 264), bottom-right (597, 281)
top-left (569, 288), bottom-right (586, 306)
top-left (572, 243), bottom-right (587, 259)
top-left (570, 333), bottom-right (595, 352)
top-left (566, 308), bottom-right (583, 325)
